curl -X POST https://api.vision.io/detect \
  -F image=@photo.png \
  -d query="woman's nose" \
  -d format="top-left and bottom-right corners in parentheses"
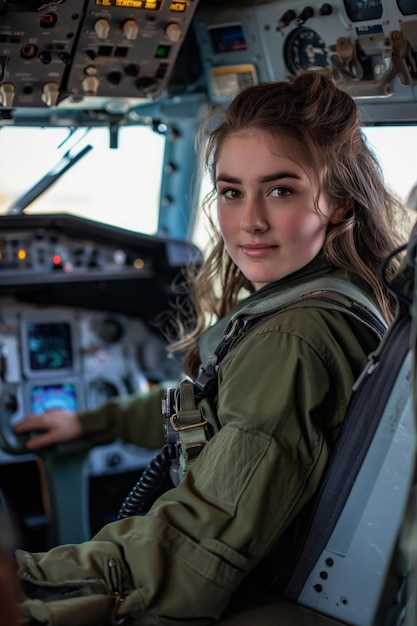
top-left (240, 197), bottom-right (268, 233)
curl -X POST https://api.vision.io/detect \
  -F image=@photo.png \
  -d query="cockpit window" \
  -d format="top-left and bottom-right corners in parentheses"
top-left (362, 125), bottom-right (417, 206)
top-left (0, 125), bottom-right (165, 235)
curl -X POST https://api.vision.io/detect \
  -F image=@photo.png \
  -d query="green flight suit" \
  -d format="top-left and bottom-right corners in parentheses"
top-left (15, 258), bottom-right (382, 626)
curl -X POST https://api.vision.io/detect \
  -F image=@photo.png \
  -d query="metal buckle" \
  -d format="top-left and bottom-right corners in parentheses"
top-left (170, 413), bottom-right (207, 431)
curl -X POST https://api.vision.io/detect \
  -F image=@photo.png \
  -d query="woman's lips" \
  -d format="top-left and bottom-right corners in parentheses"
top-left (240, 244), bottom-right (278, 258)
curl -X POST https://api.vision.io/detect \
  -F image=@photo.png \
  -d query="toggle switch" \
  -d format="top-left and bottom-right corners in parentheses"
top-left (0, 82), bottom-right (15, 107)
top-left (82, 76), bottom-right (99, 96)
top-left (41, 81), bottom-right (60, 107)
top-left (121, 18), bottom-right (139, 40)
top-left (94, 18), bottom-right (110, 39)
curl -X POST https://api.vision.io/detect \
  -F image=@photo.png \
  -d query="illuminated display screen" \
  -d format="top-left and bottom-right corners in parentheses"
top-left (30, 383), bottom-right (77, 413)
top-left (342, 0), bottom-right (382, 21)
top-left (170, 1), bottom-right (187, 11)
top-left (210, 24), bottom-right (247, 54)
top-left (95, 0), bottom-right (163, 8)
top-left (27, 322), bottom-right (73, 371)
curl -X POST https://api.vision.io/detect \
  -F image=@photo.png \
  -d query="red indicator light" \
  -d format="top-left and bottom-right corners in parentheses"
top-left (40, 13), bottom-right (57, 29)
top-left (53, 255), bottom-right (62, 266)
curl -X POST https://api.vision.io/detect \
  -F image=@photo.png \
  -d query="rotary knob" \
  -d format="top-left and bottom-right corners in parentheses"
top-left (165, 22), bottom-right (181, 43)
top-left (121, 18), bottom-right (139, 40)
top-left (41, 81), bottom-right (60, 106)
top-left (94, 18), bottom-right (110, 39)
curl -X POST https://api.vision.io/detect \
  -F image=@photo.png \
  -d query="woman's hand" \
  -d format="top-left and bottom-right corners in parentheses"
top-left (13, 410), bottom-right (83, 450)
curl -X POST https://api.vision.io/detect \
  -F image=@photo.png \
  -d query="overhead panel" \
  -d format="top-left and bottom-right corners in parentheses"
top-left (194, 0), bottom-right (417, 122)
top-left (0, 0), bottom-right (200, 113)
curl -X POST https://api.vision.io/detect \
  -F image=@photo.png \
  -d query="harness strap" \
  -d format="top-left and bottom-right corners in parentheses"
top-left (167, 276), bottom-right (387, 480)
top-left (196, 277), bottom-right (386, 398)
top-left (174, 379), bottom-right (209, 478)
top-left (226, 276), bottom-right (385, 333)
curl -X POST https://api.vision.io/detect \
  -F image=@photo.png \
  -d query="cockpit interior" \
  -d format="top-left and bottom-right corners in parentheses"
top-left (0, 1), bottom-right (416, 625)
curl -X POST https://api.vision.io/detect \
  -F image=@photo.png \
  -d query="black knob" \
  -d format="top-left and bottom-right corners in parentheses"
top-left (107, 71), bottom-right (122, 85)
top-left (58, 52), bottom-right (71, 64)
top-left (106, 452), bottom-right (122, 467)
top-left (319, 3), bottom-right (333, 16)
top-left (124, 63), bottom-right (140, 77)
top-left (279, 9), bottom-right (296, 27)
top-left (297, 6), bottom-right (314, 23)
top-left (38, 50), bottom-right (52, 64)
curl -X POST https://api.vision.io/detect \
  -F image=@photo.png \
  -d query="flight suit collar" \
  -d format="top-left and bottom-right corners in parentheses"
top-left (198, 252), bottom-right (337, 363)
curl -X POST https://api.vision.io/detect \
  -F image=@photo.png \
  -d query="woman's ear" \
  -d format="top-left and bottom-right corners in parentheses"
top-left (329, 201), bottom-right (352, 224)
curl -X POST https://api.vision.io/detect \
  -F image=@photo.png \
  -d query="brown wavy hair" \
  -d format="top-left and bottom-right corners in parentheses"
top-left (170, 70), bottom-right (409, 378)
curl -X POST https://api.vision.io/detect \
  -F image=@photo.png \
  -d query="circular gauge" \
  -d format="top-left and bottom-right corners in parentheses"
top-left (95, 317), bottom-right (124, 344)
top-left (88, 379), bottom-right (120, 402)
top-left (284, 27), bottom-right (328, 75)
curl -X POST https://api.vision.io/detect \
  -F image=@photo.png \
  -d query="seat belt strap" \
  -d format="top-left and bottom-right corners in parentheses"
top-left (166, 276), bottom-right (387, 480)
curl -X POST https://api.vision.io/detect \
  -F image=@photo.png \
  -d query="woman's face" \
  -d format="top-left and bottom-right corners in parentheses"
top-left (215, 129), bottom-right (344, 290)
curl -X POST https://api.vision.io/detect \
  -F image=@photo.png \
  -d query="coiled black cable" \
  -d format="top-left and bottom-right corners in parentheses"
top-left (117, 444), bottom-right (176, 519)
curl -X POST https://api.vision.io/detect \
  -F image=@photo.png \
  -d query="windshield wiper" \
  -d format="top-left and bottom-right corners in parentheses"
top-left (7, 143), bottom-right (93, 216)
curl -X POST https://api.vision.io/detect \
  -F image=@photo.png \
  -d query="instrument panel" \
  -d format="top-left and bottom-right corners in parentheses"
top-left (343, 0), bottom-right (383, 23)
top-left (0, 0), bottom-right (201, 114)
top-left (1, 0), bottom-right (417, 126)
top-left (0, 293), bottom-right (173, 542)
top-left (194, 0), bottom-right (417, 122)
top-left (0, 213), bottom-right (201, 314)
top-left (0, 213), bottom-right (197, 468)
top-left (0, 213), bottom-right (194, 546)
top-left (0, 298), bottom-right (178, 436)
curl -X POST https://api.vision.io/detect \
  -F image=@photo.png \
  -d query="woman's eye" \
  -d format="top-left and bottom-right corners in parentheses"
top-left (221, 188), bottom-right (241, 199)
top-left (271, 186), bottom-right (291, 197)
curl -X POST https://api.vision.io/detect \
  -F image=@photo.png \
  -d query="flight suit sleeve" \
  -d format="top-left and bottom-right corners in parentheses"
top-left (16, 312), bottom-right (359, 626)
top-left (76, 383), bottom-right (173, 449)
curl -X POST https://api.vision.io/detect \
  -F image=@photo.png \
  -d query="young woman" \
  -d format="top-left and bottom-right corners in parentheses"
top-left (14, 70), bottom-right (407, 625)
